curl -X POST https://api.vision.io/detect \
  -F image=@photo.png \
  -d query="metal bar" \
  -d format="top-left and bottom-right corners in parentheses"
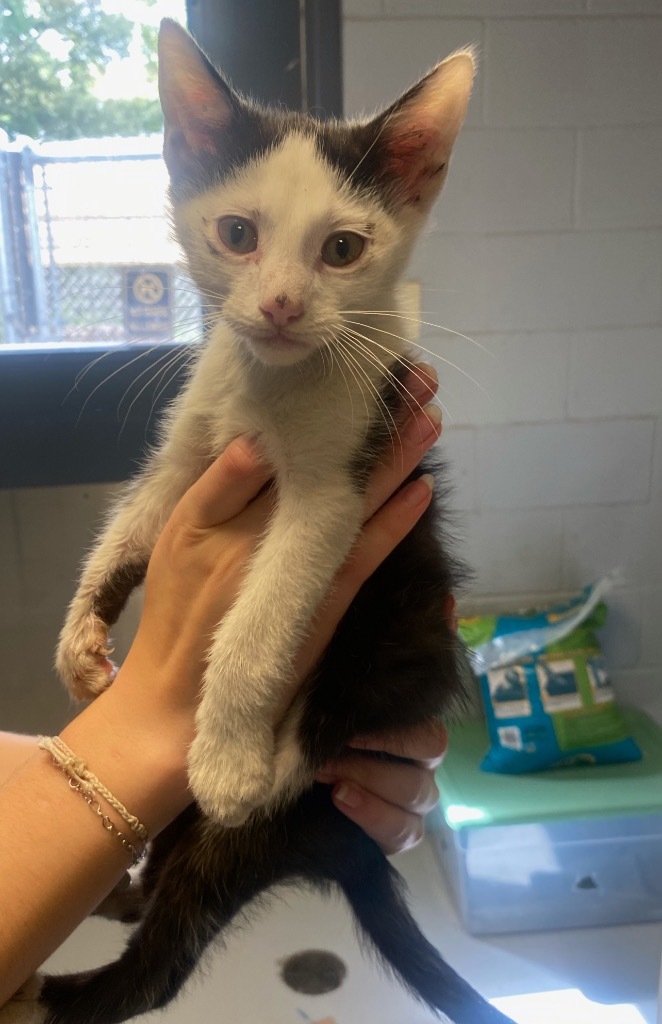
top-left (39, 163), bottom-right (62, 339)
top-left (20, 144), bottom-right (50, 341)
top-left (33, 152), bottom-right (163, 165)
top-left (303, 0), bottom-right (343, 118)
top-left (0, 132), bottom-right (19, 344)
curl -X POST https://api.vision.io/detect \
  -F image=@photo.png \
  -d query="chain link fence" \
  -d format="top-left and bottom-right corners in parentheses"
top-left (0, 133), bottom-right (202, 346)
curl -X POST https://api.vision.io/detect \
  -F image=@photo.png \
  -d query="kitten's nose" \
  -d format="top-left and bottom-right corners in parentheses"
top-left (259, 294), bottom-right (304, 328)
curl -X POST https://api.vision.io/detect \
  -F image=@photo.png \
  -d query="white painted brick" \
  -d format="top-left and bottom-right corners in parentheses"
top-left (583, 18), bottom-right (662, 126)
top-left (343, 18), bottom-right (482, 119)
top-left (567, 328), bottom-right (662, 419)
top-left (13, 483), bottom-right (114, 613)
top-left (438, 427), bottom-right (476, 511)
top-left (485, 20), bottom-right (587, 127)
top-left (611, 667), bottom-right (662, 724)
top-left (476, 419), bottom-right (655, 509)
top-left (485, 18), bottom-right (662, 127)
top-left (652, 419), bottom-right (662, 501)
top-left (440, 129), bottom-right (575, 233)
top-left (641, 587), bottom-right (662, 666)
top-left (577, 128), bottom-right (662, 227)
top-left (384, 0), bottom-right (583, 12)
top-left (413, 230), bottom-right (662, 334)
top-left (589, 0), bottom-right (662, 10)
top-left (419, 332), bottom-right (569, 427)
top-left (0, 622), bottom-right (72, 734)
top-left (343, 0), bottom-right (383, 16)
top-left (598, 588), bottom-right (642, 670)
top-left (462, 508), bottom-right (563, 593)
top-left (562, 496), bottom-right (662, 590)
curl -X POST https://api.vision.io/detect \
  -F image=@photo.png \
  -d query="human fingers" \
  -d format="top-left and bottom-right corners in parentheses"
top-left (318, 753), bottom-right (441, 817)
top-left (328, 777), bottom-right (428, 856)
top-left (397, 362), bottom-right (438, 418)
top-left (363, 402), bottom-right (441, 524)
top-left (172, 435), bottom-right (273, 531)
top-left (347, 720), bottom-right (449, 770)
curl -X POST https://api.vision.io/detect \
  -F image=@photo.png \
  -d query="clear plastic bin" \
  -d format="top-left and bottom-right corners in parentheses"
top-left (430, 707), bottom-right (662, 934)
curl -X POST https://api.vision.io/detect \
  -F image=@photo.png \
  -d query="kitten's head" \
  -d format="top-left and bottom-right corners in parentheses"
top-left (158, 19), bottom-right (474, 367)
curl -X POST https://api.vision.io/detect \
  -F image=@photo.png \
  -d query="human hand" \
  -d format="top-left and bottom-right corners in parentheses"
top-left (316, 721), bottom-right (449, 855)
top-left (103, 362), bottom-right (442, 795)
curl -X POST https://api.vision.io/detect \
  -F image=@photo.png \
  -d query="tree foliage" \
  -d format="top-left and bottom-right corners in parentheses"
top-left (0, 0), bottom-right (162, 140)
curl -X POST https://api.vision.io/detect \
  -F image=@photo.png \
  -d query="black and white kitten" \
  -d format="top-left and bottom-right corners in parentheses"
top-left (5, 21), bottom-right (513, 1024)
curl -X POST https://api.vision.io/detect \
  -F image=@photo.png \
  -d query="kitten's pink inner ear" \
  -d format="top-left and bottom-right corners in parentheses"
top-left (158, 19), bottom-right (233, 156)
top-left (384, 50), bottom-right (475, 207)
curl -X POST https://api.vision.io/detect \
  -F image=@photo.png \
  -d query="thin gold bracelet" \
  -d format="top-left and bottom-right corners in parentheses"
top-left (38, 735), bottom-right (148, 867)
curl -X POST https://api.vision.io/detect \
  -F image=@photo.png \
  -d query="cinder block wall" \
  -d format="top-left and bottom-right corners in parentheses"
top-left (0, 3), bottom-right (660, 733)
top-left (344, 1), bottom-right (662, 715)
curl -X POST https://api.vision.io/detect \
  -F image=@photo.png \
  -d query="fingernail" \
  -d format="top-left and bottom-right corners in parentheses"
top-left (334, 783), bottom-right (362, 808)
top-left (407, 364), bottom-right (438, 401)
top-left (405, 402), bottom-right (442, 444)
top-left (403, 474), bottom-right (434, 506)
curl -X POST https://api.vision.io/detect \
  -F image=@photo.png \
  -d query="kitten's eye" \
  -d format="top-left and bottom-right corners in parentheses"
top-left (321, 232), bottom-right (365, 268)
top-left (217, 216), bottom-right (258, 254)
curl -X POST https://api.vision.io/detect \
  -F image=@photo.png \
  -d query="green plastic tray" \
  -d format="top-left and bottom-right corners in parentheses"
top-left (437, 706), bottom-right (662, 830)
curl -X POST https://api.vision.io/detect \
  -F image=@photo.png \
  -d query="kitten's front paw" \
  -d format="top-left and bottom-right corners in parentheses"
top-left (187, 733), bottom-right (274, 826)
top-left (0, 976), bottom-right (46, 1024)
top-left (56, 614), bottom-right (117, 701)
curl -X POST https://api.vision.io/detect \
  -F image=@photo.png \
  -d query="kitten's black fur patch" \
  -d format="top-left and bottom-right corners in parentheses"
top-left (92, 561), bottom-right (147, 627)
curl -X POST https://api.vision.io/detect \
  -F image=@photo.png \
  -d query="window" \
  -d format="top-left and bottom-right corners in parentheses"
top-left (0, 0), bottom-right (341, 486)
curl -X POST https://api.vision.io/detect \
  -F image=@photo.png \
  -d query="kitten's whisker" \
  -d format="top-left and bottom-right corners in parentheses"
top-left (118, 347), bottom-right (191, 437)
top-left (332, 338), bottom-right (370, 438)
top-left (73, 345), bottom-right (176, 425)
top-left (341, 318), bottom-right (489, 399)
top-left (321, 330), bottom-right (341, 383)
top-left (116, 345), bottom-right (188, 420)
top-left (69, 340), bottom-right (160, 398)
top-left (335, 337), bottom-right (397, 456)
top-left (334, 330), bottom-right (404, 457)
top-left (334, 331), bottom-right (387, 430)
top-left (145, 350), bottom-right (193, 437)
top-left (326, 338), bottom-right (357, 433)
top-left (337, 328), bottom-right (423, 417)
top-left (340, 310), bottom-right (494, 360)
top-left (339, 326), bottom-right (449, 433)
top-left (340, 324), bottom-right (454, 426)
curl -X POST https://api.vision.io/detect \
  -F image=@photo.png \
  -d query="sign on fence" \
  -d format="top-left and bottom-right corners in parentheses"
top-left (123, 267), bottom-right (173, 336)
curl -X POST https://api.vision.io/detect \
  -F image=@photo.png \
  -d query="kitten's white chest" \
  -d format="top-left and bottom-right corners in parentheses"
top-left (184, 323), bottom-right (390, 482)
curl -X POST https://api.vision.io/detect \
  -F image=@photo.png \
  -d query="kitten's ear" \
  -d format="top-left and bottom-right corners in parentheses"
top-left (376, 49), bottom-right (475, 209)
top-left (158, 19), bottom-right (238, 178)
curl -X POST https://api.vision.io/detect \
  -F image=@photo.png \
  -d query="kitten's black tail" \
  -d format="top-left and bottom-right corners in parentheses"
top-left (335, 847), bottom-right (511, 1023)
top-left (298, 792), bottom-right (513, 1024)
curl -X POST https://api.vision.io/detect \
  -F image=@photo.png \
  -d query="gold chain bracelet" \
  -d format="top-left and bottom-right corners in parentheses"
top-left (38, 735), bottom-right (148, 867)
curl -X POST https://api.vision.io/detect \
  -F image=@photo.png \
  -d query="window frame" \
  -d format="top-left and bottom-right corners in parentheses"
top-left (0, 0), bottom-right (342, 488)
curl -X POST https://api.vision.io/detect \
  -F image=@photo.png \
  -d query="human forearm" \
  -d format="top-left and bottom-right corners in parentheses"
top-left (0, 732), bottom-right (38, 784)
top-left (0, 673), bottom-right (191, 1005)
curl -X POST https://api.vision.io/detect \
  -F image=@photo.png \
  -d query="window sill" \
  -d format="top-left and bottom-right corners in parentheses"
top-left (0, 343), bottom-right (187, 488)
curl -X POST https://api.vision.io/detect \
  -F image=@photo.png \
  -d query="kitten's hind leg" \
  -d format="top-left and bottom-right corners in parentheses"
top-left (34, 812), bottom-right (284, 1024)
